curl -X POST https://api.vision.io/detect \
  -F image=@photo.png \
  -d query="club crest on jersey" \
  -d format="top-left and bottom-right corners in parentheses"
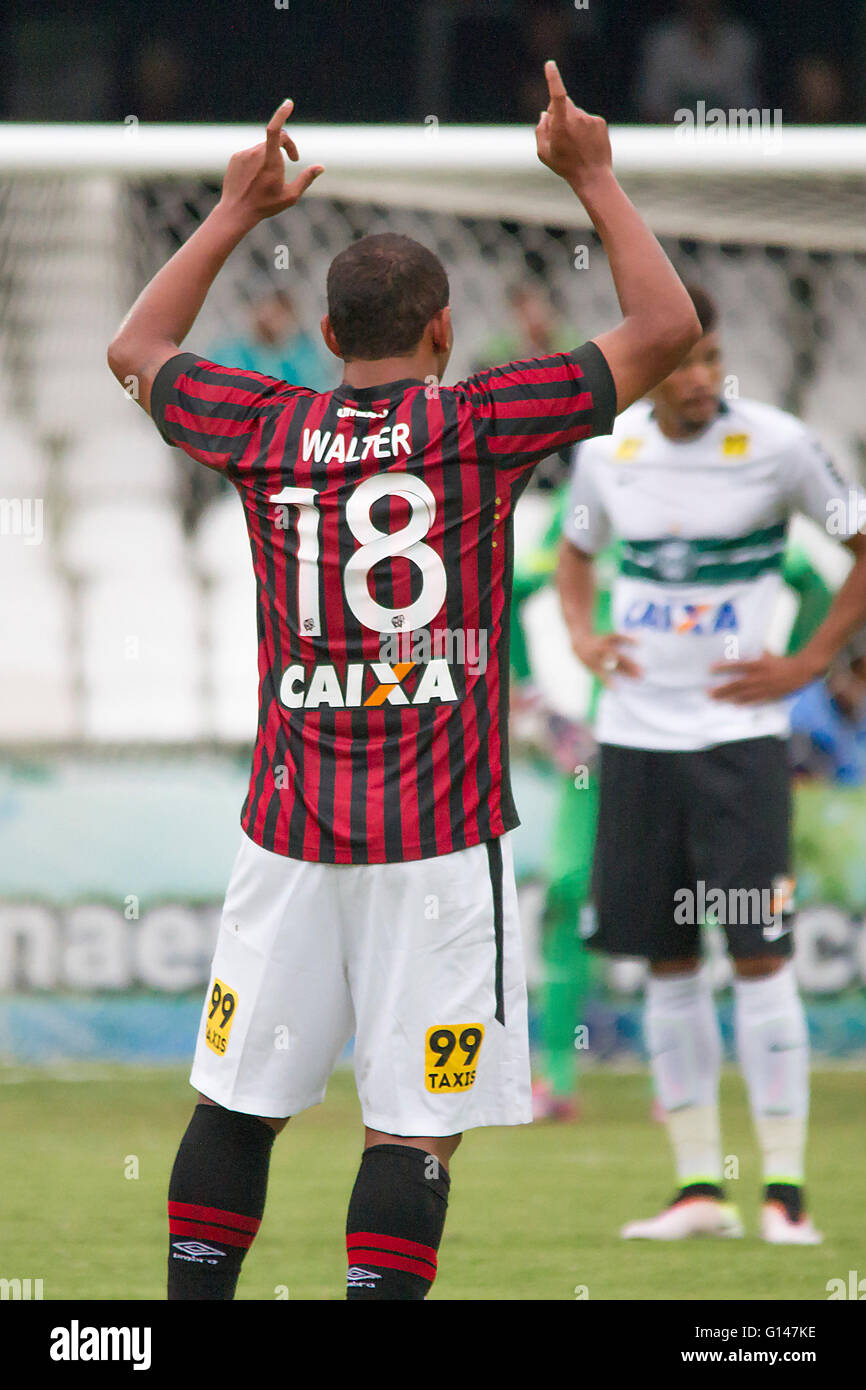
top-left (623, 599), bottom-right (739, 634)
top-left (279, 660), bottom-right (458, 710)
top-left (655, 538), bottom-right (694, 582)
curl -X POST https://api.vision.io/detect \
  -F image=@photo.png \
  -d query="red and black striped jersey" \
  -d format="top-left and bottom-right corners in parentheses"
top-left (150, 342), bottom-right (616, 863)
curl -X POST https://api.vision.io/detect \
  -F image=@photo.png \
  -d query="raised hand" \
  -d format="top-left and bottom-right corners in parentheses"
top-left (535, 60), bottom-right (612, 191)
top-left (220, 99), bottom-right (324, 224)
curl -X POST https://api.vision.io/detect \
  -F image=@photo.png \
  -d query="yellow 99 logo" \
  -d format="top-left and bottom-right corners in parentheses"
top-left (205, 978), bottom-right (237, 1057)
top-left (424, 1024), bottom-right (484, 1092)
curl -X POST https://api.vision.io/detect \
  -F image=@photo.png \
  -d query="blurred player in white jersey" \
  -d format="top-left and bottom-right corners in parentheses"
top-left (558, 286), bottom-right (866, 1244)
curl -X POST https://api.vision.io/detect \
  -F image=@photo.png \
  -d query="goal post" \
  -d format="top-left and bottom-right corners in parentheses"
top-left (3, 119), bottom-right (866, 246)
top-left (2, 120), bottom-right (866, 442)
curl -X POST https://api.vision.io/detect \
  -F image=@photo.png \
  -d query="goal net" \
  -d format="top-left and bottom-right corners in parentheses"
top-left (1, 121), bottom-right (865, 745)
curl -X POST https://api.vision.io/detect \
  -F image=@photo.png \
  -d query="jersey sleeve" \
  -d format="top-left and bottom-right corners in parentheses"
top-left (781, 424), bottom-right (862, 537)
top-left (454, 340), bottom-right (617, 470)
top-left (149, 352), bottom-right (302, 473)
top-left (561, 440), bottom-right (612, 554)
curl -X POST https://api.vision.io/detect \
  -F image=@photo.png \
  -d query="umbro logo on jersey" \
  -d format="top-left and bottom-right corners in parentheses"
top-left (347, 1266), bottom-right (382, 1288)
top-left (279, 659), bottom-right (459, 710)
top-left (337, 405), bottom-right (389, 419)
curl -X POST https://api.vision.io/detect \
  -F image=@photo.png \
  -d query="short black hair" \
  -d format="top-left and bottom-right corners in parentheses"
top-left (327, 233), bottom-right (450, 361)
top-left (683, 283), bottom-right (719, 334)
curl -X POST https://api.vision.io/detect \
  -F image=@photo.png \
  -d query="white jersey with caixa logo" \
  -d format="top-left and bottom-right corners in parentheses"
top-left (564, 397), bottom-right (860, 751)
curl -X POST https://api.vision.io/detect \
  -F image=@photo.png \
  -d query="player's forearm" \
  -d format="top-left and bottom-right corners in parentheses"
top-left (557, 539), bottom-right (597, 640)
top-left (107, 201), bottom-right (254, 385)
top-left (571, 169), bottom-right (699, 354)
top-left (796, 542), bottom-right (866, 677)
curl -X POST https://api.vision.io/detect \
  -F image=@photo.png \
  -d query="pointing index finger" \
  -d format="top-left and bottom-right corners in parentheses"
top-left (544, 59), bottom-right (567, 111)
top-left (266, 98), bottom-right (294, 150)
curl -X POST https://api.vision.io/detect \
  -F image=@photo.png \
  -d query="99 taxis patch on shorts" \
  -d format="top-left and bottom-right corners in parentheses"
top-left (205, 978), bottom-right (238, 1056)
top-left (424, 1024), bottom-right (484, 1092)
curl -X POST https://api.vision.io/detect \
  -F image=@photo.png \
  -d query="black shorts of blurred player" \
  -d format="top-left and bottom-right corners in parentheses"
top-left (587, 735), bottom-right (793, 983)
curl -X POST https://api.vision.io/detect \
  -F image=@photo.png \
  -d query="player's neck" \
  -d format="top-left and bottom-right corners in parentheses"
top-left (341, 354), bottom-right (432, 391)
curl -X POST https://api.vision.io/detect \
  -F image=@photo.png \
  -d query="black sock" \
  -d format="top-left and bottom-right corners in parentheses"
top-left (346, 1144), bottom-right (451, 1300)
top-left (167, 1104), bottom-right (276, 1300)
top-left (765, 1181), bottom-right (804, 1221)
top-left (675, 1181), bottom-right (725, 1203)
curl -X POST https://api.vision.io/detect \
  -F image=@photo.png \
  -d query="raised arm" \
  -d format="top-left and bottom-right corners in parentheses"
top-left (536, 61), bottom-right (701, 414)
top-left (107, 100), bottom-right (324, 413)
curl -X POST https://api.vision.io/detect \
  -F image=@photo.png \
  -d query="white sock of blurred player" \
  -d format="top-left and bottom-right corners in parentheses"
top-left (646, 969), bottom-right (723, 1186)
top-left (734, 961), bottom-right (822, 1243)
top-left (621, 968), bottom-right (744, 1239)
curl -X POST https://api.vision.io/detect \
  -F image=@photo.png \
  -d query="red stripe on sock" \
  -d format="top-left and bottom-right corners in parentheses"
top-left (347, 1248), bottom-right (436, 1281)
top-left (168, 1202), bottom-right (261, 1234)
top-left (169, 1218), bottom-right (255, 1249)
top-left (347, 1230), bottom-right (437, 1270)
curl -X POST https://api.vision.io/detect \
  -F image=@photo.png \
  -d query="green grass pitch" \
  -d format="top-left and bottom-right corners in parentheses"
top-left (2, 1064), bottom-right (860, 1301)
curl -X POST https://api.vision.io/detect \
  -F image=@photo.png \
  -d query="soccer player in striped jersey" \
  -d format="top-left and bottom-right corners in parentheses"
top-left (108, 64), bottom-right (701, 1299)
top-left (558, 285), bottom-right (866, 1245)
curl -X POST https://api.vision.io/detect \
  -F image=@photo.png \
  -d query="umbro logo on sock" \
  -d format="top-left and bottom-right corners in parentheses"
top-left (170, 1251), bottom-right (225, 1262)
top-left (172, 1240), bottom-right (227, 1264)
top-left (347, 1266), bottom-right (382, 1288)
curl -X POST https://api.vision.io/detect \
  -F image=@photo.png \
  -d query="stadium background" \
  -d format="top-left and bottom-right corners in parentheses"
top-left (2, 0), bottom-right (865, 1306)
top-left (2, 0), bottom-right (866, 1067)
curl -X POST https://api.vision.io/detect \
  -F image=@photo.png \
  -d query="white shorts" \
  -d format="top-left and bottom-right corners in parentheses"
top-left (190, 830), bottom-right (532, 1136)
